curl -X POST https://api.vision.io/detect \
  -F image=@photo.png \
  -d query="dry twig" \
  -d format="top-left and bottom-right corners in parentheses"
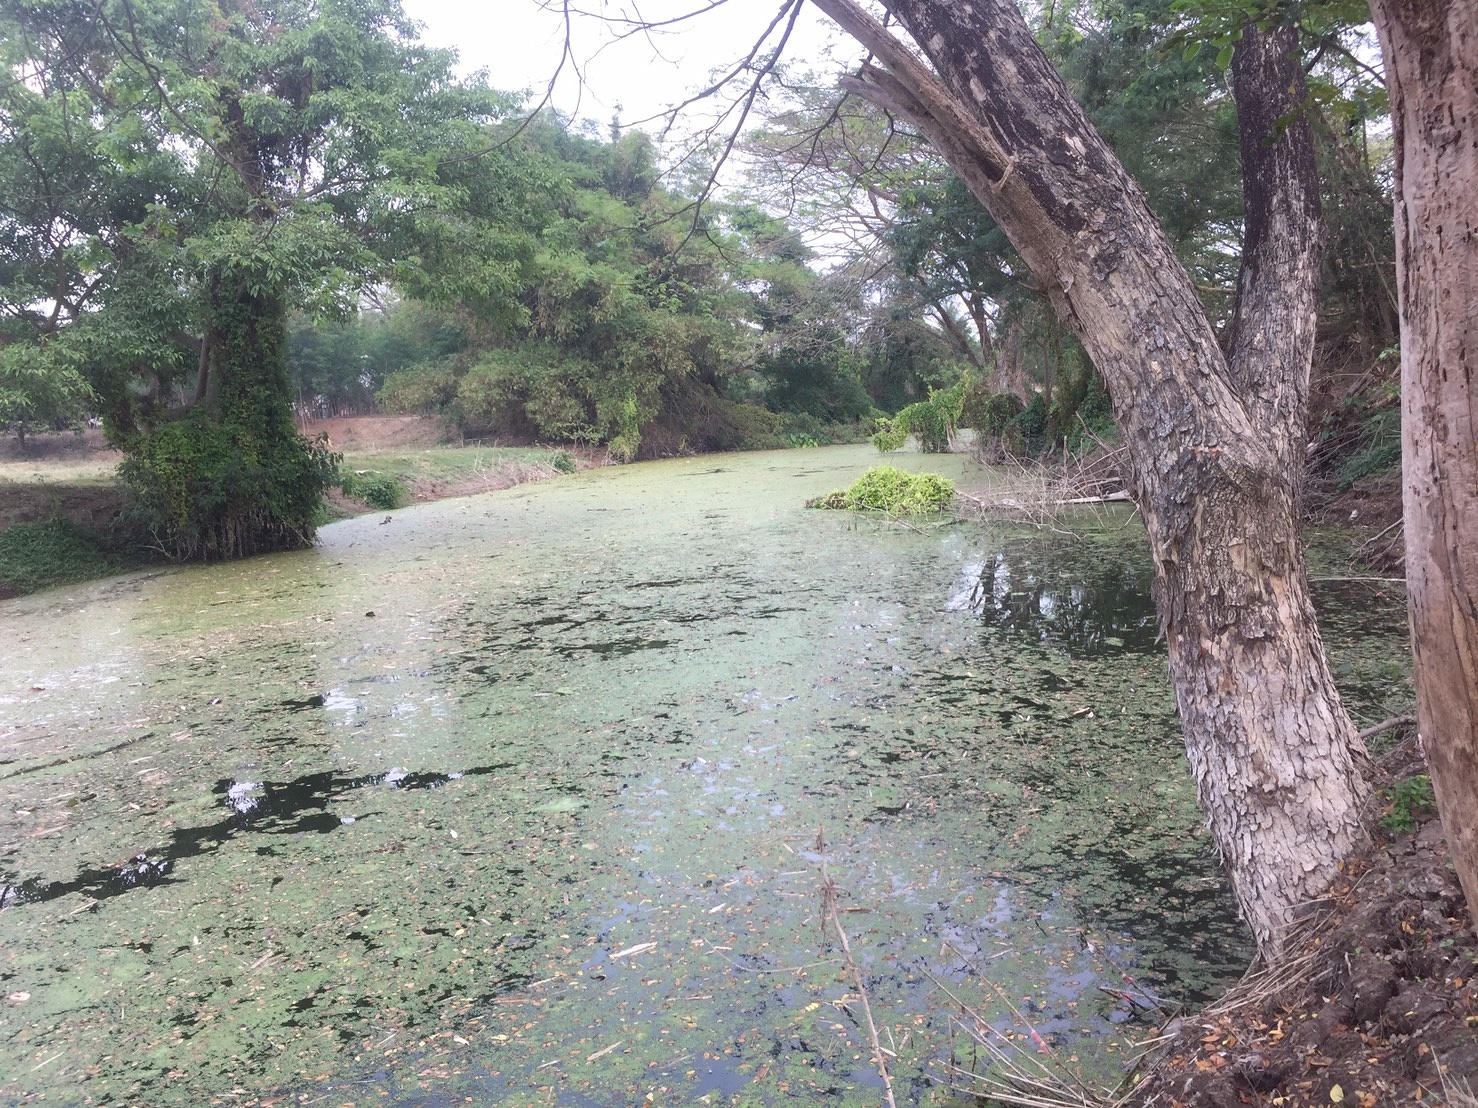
top-left (814, 825), bottom-right (898, 1108)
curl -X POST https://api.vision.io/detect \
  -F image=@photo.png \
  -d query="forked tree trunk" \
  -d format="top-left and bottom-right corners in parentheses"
top-left (809, 0), bottom-right (1370, 956)
top-left (1370, 0), bottom-right (1478, 935)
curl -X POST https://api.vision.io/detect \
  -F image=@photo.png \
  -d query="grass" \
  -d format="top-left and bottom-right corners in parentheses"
top-left (0, 515), bottom-right (122, 596)
top-left (0, 441), bottom-right (583, 595)
top-left (338, 443), bottom-right (559, 483)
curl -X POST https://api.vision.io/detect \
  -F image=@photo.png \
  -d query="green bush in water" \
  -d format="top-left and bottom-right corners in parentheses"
top-left (809, 465), bottom-right (955, 515)
top-left (551, 450), bottom-right (577, 474)
top-left (871, 418), bottom-right (909, 453)
top-left (340, 471), bottom-right (406, 510)
top-left (336, 475), bottom-right (402, 514)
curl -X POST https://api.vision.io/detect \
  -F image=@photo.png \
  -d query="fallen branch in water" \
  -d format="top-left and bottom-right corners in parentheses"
top-left (956, 447), bottom-right (1133, 530)
top-left (814, 825), bottom-right (897, 1108)
top-left (929, 969), bottom-right (1116, 1107)
top-left (1358, 713), bottom-right (1417, 743)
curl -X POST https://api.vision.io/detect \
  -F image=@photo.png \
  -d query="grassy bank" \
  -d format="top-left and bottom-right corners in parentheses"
top-left (0, 435), bottom-right (585, 598)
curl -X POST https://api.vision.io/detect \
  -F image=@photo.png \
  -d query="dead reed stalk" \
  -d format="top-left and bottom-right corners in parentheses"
top-left (814, 826), bottom-right (898, 1108)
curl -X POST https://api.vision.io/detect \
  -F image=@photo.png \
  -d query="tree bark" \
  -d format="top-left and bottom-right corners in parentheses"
top-left (965, 291), bottom-right (995, 367)
top-left (1370, 0), bottom-right (1478, 933)
top-left (930, 301), bottom-right (984, 368)
top-left (811, 0), bottom-right (1370, 956)
top-left (996, 317), bottom-right (1027, 400)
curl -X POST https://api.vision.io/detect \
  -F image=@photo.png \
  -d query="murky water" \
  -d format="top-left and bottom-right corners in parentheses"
top-left (0, 447), bottom-right (1408, 1105)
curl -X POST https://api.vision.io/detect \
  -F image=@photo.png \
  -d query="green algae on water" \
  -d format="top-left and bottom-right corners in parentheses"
top-left (0, 447), bottom-right (1407, 1105)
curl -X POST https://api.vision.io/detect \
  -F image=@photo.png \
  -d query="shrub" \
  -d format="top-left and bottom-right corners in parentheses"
top-left (1337, 405), bottom-right (1401, 490)
top-left (606, 390), bottom-right (644, 463)
top-left (809, 465), bottom-right (955, 515)
top-left (871, 418), bottom-right (910, 453)
top-left (340, 471), bottom-right (406, 510)
top-left (120, 417), bottom-right (339, 560)
top-left (0, 515), bottom-right (118, 595)
top-left (550, 450), bottom-right (577, 474)
top-left (1381, 774), bottom-right (1436, 834)
top-left (1015, 393), bottom-right (1050, 455)
top-left (378, 362), bottom-right (461, 415)
top-left (873, 378), bottom-right (968, 454)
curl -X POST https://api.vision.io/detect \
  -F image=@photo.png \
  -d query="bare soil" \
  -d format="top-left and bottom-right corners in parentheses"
top-left (295, 413), bottom-right (453, 451)
top-left (1135, 734), bottom-right (1478, 1106)
top-left (0, 428), bottom-right (127, 531)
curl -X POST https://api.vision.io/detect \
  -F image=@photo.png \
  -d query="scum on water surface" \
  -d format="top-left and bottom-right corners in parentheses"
top-left (0, 446), bottom-right (1408, 1105)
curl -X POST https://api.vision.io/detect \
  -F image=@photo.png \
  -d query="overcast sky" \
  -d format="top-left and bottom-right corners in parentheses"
top-left (400, 0), bottom-right (854, 131)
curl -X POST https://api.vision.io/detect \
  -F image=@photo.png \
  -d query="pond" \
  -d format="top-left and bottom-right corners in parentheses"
top-left (0, 445), bottom-right (1407, 1105)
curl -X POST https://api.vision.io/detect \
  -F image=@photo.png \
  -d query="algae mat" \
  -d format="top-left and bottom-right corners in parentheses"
top-left (0, 446), bottom-right (1259, 1105)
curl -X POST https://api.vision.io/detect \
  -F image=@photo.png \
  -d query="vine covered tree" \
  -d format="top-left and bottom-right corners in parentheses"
top-left (0, 0), bottom-right (541, 557)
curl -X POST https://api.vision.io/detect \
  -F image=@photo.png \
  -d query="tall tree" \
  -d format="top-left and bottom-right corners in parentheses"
top-left (0, 0), bottom-right (536, 556)
top-left (1368, 0), bottom-right (1478, 935)
top-left (782, 0), bottom-right (1367, 957)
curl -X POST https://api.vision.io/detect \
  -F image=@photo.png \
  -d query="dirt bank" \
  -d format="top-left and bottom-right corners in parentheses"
top-left (295, 413), bottom-right (453, 451)
top-left (1134, 734), bottom-right (1476, 1106)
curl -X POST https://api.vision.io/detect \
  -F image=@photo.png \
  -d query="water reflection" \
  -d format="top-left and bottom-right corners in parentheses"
top-left (954, 537), bottom-right (1160, 656)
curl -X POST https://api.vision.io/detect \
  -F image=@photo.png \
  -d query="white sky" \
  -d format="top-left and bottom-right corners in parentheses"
top-left (400, 0), bottom-right (856, 132)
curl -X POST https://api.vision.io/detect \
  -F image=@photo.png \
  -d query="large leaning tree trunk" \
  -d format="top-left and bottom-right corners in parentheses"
top-left (1370, 1), bottom-right (1478, 935)
top-left (807, 0), bottom-right (1370, 957)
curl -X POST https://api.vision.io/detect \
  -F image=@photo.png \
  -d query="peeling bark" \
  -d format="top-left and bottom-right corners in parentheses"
top-left (1370, 0), bottom-right (1478, 935)
top-left (810, 0), bottom-right (1370, 956)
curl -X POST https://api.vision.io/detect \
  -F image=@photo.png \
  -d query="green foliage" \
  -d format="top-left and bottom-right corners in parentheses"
top-left (1336, 405), bottom-right (1401, 490)
top-left (340, 472), bottom-right (406, 511)
top-left (0, 515), bottom-right (118, 594)
top-left (120, 415), bottom-right (339, 560)
top-left (453, 345), bottom-right (598, 441)
top-left (118, 285), bottom-right (340, 560)
top-left (550, 450), bottom-right (576, 474)
top-left (962, 387), bottom-right (1025, 436)
top-left (787, 433), bottom-right (820, 448)
top-left (774, 412), bottom-right (876, 448)
top-left (810, 465), bottom-right (955, 515)
top-left (1381, 775), bottom-right (1435, 835)
top-left (0, 338), bottom-right (96, 439)
top-left (873, 378), bottom-right (968, 454)
top-left (962, 387), bottom-right (1029, 458)
top-left (290, 306), bottom-right (468, 415)
top-left (379, 363), bottom-right (462, 418)
top-left (0, 0), bottom-right (545, 554)
top-left (608, 390), bottom-right (645, 463)
top-left (870, 420), bottom-right (908, 453)
top-left (1015, 394), bottom-right (1051, 455)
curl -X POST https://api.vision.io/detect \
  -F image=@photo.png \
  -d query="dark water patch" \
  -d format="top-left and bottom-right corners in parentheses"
top-left (552, 636), bottom-right (672, 659)
top-left (0, 762), bottom-right (521, 911)
top-left (958, 536), bottom-right (1160, 657)
top-left (0, 852), bottom-right (174, 910)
